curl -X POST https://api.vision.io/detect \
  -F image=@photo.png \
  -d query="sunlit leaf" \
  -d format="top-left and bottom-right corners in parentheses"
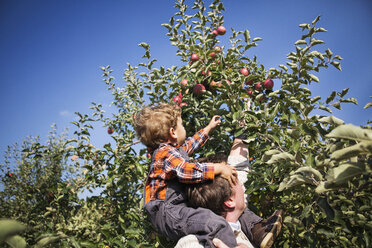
top-left (326, 124), bottom-right (372, 141)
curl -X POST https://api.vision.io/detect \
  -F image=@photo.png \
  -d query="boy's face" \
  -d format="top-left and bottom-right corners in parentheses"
top-left (174, 117), bottom-right (186, 146)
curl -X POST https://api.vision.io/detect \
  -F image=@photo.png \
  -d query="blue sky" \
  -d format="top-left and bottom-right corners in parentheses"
top-left (0, 0), bottom-right (371, 155)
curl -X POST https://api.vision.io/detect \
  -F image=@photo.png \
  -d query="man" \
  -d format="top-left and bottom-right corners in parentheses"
top-left (175, 138), bottom-right (283, 248)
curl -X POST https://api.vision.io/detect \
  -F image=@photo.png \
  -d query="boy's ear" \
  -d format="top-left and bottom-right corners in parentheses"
top-left (169, 127), bottom-right (177, 140)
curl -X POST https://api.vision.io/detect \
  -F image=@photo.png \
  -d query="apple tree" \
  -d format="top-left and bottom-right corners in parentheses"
top-left (1, 0), bottom-right (371, 247)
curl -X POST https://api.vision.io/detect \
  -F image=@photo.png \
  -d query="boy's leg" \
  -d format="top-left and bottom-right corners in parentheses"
top-left (145, 200), bottom-right (238, 248)
top-left (184, 206), bottom-right (238, 248)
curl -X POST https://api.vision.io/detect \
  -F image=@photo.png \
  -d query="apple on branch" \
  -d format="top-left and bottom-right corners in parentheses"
top-left (190, 53), bottom-right (199, 62)
top-left (263, 78), bottom-right (274, 90)
top-left (107, 127), bottom-right (114, 135)
top-left (180, 79), bottom-right (188, 88)
top-left (193, 84), bottom-right (206, 96)
top-left (217, 26), bottom-right (226, 35)
top-left (240, 68), bottom-right (250, 77)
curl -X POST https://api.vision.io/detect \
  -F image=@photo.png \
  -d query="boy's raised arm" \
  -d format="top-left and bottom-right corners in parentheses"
top-left (182, 115), bottom-right (221, 155)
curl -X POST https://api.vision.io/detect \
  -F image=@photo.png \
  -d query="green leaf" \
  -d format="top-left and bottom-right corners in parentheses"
top-left (299, 23), bottom-right (310, 30)
top-left (278, 174), bottom-right (313, 191)
top-left (330, 61), bottom-right (342, 71)
top-left (262, 149), bottom-right (281, 162)
top-left (325, 49), bottom-right (333, 57)
top-left (312, 15), bottom-right (321, 26)
top-left (295, 40), bottom-right (307, 45)
top-left (330, 141), bottom-right (372, 161)
top-left (318, 116), bottom-right (344, 126)
top-left (243, 30), bottom-right (250, 43)
top-left (326, 162), bottom-right (365, 186)
top-left (364, 102), bottom-right (372, 109)
top-left (5, 235), bottom-right (26, 248)
top-left (339, 88), bottom-right (349, 97)
top-left (267, 152), bottom-right (295, 164)
top-left (326, 124), bottom-right (372, 142)
top-left (295, 166), bottom-right (323, 181)
top-left (317, 197), bottom-right (335, 220)
top-left (0, 220), bottom-right (26, 243)
top-left (332, 102), bottom-right (341, 110)
top-left (34, 235), bottom-right (62, 248)
top-left (319, 106), bottom-right (332, 113)
top-left (310, 38), bottom-right (324, 46)
top-left (309, 74), bottom-right (319, 83)
top-left (340, 97), bottom-right (358, 105)
top-left (326, 91), bottom-right (336, 104)
top-left (252, 37), bottom-right (262, 42)
top-left (138, 42), bottom-right (150, 50)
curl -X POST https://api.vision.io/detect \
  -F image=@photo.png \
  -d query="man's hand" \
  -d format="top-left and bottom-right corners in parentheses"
top-left (213, 163), bottom-right (237, 186)
top-left (204, 115), bottom-right (221, 135)
top-left (213, 238), bottom-right (250, 248)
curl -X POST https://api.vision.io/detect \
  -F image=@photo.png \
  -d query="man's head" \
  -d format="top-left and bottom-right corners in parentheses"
top-left (187, 155), bottom-right (246, 217)
top-left (135, 104), bottom-right (184, 149)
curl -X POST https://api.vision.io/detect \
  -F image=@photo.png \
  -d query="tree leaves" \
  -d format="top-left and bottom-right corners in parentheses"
top-left (0, 220), bottom-right (26, 243)
top-left (325, 162), bottom-right (366, 187)
top-left (326, 124), bottom-right (372, 142)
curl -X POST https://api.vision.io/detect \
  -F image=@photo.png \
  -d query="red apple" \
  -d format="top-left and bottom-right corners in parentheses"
top-left (214, 45), bottom-right (222, 53)
top-left (107, 127), bottom-right (114, 135)
top-left (246, 90), bottom-right (253, 97)
top-left (190, 53), bottom-right (199, 62)
top-left (193, 84), bottom-right (206, 96)
top-left (240, 68), bottom-right (250, 77)
top-left (255, 82), bottom-right (262, 91)
top-left (180, 79), bottom-right (188, 88)
top-left (211, 29), bottom-right (219, 37)
top-left (263, 78), bottom-right (274, 90)
top-left (217, 26), bottom-right (226, 35)
top-left (208, 52), bottom-right (216, 59)
top-left (179, 102), bottom-right (187, 107)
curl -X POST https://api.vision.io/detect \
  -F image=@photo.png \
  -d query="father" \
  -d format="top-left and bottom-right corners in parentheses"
top-left (175, 138), bottom-right (283, 248)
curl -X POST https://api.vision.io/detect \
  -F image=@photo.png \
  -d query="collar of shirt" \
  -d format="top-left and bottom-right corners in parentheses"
top-left (228, 220), bottom-right (242, 232)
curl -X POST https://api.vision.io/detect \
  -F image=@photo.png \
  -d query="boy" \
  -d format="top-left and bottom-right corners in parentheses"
top-left (135, 103), bottom-right (239, 247)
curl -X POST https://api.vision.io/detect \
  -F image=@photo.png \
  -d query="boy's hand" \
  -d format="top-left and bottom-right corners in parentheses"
top-left (213, 163), bottom-right (237, 186)
top-left (204, 115), bottom-right (221, 135)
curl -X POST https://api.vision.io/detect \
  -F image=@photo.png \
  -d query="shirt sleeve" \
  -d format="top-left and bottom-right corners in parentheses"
top-left (164, 147), bottom-right (214, 183)
top-left (181, 129), bottom-right (209, 156)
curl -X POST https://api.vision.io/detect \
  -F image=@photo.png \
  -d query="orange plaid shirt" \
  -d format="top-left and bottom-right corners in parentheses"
top-left (144, 129), bottom-right (215, 204)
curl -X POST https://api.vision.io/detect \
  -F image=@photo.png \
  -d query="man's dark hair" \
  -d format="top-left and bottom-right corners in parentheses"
top-left (187, 176), bottom-right (232, 215)
top-left (187, 154), bottom-right (232, 215)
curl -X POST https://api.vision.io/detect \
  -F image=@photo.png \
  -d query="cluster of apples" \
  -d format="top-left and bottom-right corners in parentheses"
top-left (240, 68), bottom-right (274, 101)
top-left (173, 25), bottom-right (274, 104)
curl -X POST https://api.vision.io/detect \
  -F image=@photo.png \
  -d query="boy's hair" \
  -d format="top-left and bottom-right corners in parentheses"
top-left (187, 155), bottom-right (233, 215)
top-left (135, 104), bottom-right (181, 149)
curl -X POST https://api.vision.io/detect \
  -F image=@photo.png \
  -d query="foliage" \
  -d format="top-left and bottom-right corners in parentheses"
top-left (1, 0), bottom-right (371, 247)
